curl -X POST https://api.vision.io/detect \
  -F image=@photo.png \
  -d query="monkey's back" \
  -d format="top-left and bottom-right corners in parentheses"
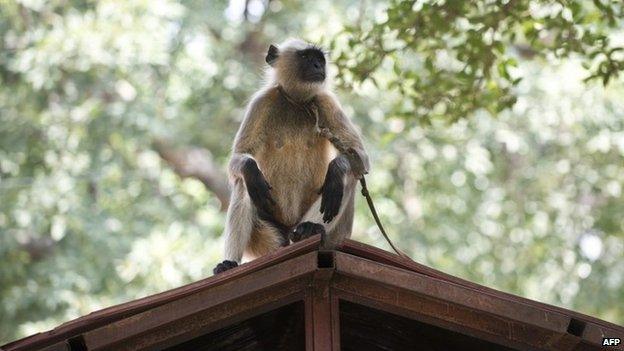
top-left (253, 88), bottom-right (333, 228)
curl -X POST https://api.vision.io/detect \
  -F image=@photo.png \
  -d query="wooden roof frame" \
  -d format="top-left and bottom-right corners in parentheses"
top-left (2, 237), bottom-right (623, 351)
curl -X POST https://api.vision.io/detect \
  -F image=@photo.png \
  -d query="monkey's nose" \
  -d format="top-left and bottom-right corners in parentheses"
top-left (313, 62), bottom-right (321, 69)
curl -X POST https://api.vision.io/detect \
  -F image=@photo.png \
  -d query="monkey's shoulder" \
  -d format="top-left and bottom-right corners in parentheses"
top-left (245, 87), bottom-right (281, 115)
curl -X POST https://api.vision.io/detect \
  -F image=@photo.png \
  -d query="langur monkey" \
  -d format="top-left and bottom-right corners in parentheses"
top-left (214, 38), bottom-right (369, 274)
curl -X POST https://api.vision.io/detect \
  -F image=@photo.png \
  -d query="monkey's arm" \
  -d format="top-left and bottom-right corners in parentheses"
top-left (228, 93), bottom-right (265, 180)
top-left (228, 93), bottom-right (275, 218)
top-left (216, 95), bottom-right (278, 274)
top-left (315, 93), bottom-right (370, 223)
top-left (316, 93), bottom-right (370, 177)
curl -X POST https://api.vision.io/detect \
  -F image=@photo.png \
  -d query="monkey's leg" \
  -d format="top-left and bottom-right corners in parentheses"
top-left (214, 180), bottom-right (288, 274)
top-left (325, 184), bottom-right (355, 247)
top-left (293, 173), bottom-right (357, 248)
top-left (214, 182), bottom-right (254, 274)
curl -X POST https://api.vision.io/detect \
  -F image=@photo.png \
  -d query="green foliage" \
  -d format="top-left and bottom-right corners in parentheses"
top-left (0, 0), bottom-right (623, 344)
top-left (332, 0), bottom-right (624, 123)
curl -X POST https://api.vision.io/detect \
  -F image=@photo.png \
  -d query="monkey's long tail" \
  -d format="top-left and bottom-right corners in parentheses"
top-left (359, 176), bottom-right (411, 260)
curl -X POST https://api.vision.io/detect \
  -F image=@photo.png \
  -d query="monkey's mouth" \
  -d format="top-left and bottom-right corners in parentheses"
top-left (304, 72), bottom-right (326, 82)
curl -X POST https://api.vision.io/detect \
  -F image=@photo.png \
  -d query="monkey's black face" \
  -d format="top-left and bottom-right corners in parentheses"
top-left (297, 48), bottom-right (326, 82)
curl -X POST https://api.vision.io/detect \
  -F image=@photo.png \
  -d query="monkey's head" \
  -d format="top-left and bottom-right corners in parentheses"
top-left (265, 39), bottom-right (327, 100)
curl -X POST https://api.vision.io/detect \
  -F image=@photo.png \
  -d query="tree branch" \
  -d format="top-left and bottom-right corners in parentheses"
top-left (153, 139), bottom-right (231, 211)
top-left (20, 236), bottom-right (55, 261)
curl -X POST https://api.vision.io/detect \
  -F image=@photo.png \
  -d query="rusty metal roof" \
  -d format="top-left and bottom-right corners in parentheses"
top-left (2, 237), bottom-right (623, 351)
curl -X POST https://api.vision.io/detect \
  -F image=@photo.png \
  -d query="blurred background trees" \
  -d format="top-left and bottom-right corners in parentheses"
top-left (1, 0), bottom-right (623, 343)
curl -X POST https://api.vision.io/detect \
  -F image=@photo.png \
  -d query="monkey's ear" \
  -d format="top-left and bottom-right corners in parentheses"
top-left (265, 44), bottom-right (279, 66)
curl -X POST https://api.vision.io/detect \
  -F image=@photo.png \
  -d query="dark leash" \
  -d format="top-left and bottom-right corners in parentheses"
top-left (358, 176), bottom-right (410, 259)
top-left (277, 85), bottom-right (410, 259)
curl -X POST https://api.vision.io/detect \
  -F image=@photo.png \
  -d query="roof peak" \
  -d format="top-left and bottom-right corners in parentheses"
top-left (3, 237), bottom-right (623, 350)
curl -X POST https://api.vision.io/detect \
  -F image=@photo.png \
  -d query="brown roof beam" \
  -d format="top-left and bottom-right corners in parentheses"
top-left (2, 237), bottom-right (322, 351)
top-left (82, 251), bottom-right (319, 350)
top-left (332, 251), bottom-right (616, 350)
top-left (339, 239), bottom-right (624, 338)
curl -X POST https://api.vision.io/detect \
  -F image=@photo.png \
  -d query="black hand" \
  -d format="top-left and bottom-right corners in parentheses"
top-left (290, 221), bottom-right (325, 242)
top-left (213, 260), bottom-right (238, 274)
top-left (242, 159), bottom-right (275, 218)
top-left (319, 158), bottom-right (346, 223)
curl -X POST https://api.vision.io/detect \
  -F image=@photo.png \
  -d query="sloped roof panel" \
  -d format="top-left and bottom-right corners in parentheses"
top-left (2, 237), bottom-right (622, 351)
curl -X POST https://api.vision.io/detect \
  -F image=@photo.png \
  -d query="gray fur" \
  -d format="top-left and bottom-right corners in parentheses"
top-left (218, 38), bottom-right (368, 265)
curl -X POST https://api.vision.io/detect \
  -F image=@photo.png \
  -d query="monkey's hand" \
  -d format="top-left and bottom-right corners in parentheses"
top-left (290, 221), bottom-right (326, 242)
top-left (213, 260), bottom-right (238, 275)
top-left (242, 158), bottom-right (276, 218)
top-left (319, 158), bottom-right (345, 223)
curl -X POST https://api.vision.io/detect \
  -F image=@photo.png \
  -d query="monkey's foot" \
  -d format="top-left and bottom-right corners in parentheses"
top-left (213, 260), bottom-right (238, 275)
top-left (290, 222), bottom-right (325, 243)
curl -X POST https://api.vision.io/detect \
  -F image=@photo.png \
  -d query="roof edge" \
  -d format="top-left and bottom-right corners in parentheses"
top-left (2, 237), bottom-right (322, 351)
